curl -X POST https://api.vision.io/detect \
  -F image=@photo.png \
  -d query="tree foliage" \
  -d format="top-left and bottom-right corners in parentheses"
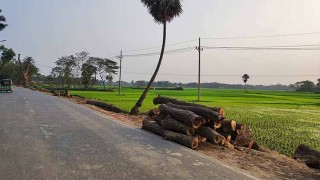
top-left (0, 9), bottom-right (7, 31)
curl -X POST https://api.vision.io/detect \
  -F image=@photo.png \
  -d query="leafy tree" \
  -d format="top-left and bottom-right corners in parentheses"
top-left (0, 9), bottom-right (7, 31)
top-left (315, 78), bottom-right (320, 92)
top-left (17, 55), bottom-right (38, 87)
top-left (0, 45), bottom-right (15, 78)
top-left (55, 55), bottom-right (77, 87)
top-left (81, 63), bottom-right (97, 88)
top-left (295, 80), bottom-right (315, 92)
top-left (242, 74), bottom-right (249, 92)
top-left (75, 51), bottom-right (89, 87)
top-left (88, 57), bottom-right (118, 90)
top-left (130, 0), bottom-right (183, 115)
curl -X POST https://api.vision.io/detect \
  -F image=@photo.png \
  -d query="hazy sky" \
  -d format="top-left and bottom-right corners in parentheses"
top-left (1, 0), bottom-right (320, 85)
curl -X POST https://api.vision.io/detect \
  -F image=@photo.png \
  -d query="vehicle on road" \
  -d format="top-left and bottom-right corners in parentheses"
top-left (0, 79), bottom-right (13, 93)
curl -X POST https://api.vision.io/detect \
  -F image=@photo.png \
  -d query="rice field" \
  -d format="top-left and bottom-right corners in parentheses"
top-left (70, 88), bottom-right (320, 156)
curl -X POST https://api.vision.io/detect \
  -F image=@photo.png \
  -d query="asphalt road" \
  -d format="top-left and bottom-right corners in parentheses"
top-left (0, 87), bottom-right (258, 180)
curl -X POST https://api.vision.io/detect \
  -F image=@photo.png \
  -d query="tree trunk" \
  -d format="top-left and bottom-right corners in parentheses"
top-left (151, 114), bottom-right (166, 126)
top-left (153, 96), bottom-right (225, 115)
top-left (293, 144), bottom-right (320, 170)
top-left (195, 126), bottom-right (225, 145)
top-left (220, 120), bottom-right (236, 133)
top-left (158, 104), bottom-right (203, 129)
top-left (130, 22), bottom-right (167, 115)
top-left (161, 115), bottom-right (195, 136)
top-left (166, 102), bottom-right (224, 122)
top-left (142, 117), bottom-right (164, 137)
top-left (163, 130), bottom-right (198, 150)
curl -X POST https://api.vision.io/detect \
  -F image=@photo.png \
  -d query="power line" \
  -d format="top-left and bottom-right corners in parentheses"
top-left (123, 71), bottom-right (319, 77)
top-left (123, 39), bottom-right (198, 53)
top-left (123, 47), bottom-right (195, 57)
top-left (203, 31), bottom-right (320, 40)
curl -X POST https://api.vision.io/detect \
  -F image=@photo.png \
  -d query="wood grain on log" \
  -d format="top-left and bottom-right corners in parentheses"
top-left (163, 130), bottom-right (199, 150)
top-left (142, 118), bottom-right (164, 137)
top-left (161, 115), bottom-right (195, 136)
top-left (293, 144), bottom-right (320, 170)
top-left (159, 104), bottom-right (203, 129)
top-left (153, 96), bottom-right (225, 115)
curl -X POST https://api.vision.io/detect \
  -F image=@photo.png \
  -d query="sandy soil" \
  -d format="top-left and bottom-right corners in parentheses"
top-left (53, 93), bottom-right (320, 179)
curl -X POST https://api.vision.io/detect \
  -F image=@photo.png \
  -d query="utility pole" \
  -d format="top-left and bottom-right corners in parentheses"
top-left (196, 38), bottom-right (203, 102)
top-left (117, 50), bottom-right (123, 96)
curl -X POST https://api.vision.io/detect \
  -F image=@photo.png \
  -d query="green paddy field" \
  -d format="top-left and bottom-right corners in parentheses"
top-left (70, 88), bottom-right (320, 156)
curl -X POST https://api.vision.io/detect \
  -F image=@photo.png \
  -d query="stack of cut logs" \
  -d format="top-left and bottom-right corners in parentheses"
top-left (142, 96), bottom-right (260, 150)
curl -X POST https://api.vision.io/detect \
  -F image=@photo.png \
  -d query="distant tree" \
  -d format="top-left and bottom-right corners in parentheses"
top-left (0, 45), bottom-right (15, 78)
top-left (81, 63), bottom-right (97, 88)
top-left (17, 55), bottom-right (38, 87)
top-left (88, 57), bottom-right (118, 90)
top-left (0, 9), bottom-right (8, 31)
top-left (242, 74), bottom-right (249, 92)
top-left (295, 80), bottom-right (315, 92)
top-left (75, 51), bottom-right (89, 87)
top-left (55, 55), bottom-right (77, 87)
top-left (315, 78), bottom-right (320, 91)
top-left (130, 0), bottom-right (183, 115)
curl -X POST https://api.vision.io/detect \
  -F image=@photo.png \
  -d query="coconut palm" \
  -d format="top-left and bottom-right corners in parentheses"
top-left (130, 0), bottom-right (183, 115)
top-left (242, 74), bottom-right (249, 92)
top-left (0, 9), bottom-right (8, 31)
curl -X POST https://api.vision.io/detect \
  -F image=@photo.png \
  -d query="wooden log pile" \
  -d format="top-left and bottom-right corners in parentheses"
top-left (142, 96), bottom-right (261, 151)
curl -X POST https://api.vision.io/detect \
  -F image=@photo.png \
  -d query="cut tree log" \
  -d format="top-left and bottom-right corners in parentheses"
top-left (195, 126), bottom-right (225, 145)
top-left (142, 118), bottom-right (164, 137)
top-left (236, 123), bottom-right (244, 134)
top-left (163, 130), bottom-right (199, 150)
top-left (152, 114), bottom-right (166, 126)
top-left (194, 134), bottom-right (207, 143)
top-left (220, 120), bottom-right (236, 133)
top-left (86, 100), bottom-right (127, 113)
top-left (216, 129), bottom-right (232, 142)
top-left (161, 115), bottom-right (195, 136)
top-left (158, 104), bottom-right (203, 129)
top-left (224, 141), bottom-right (234, 149)
top-left (235, 134), bottom-right (252, 147)
top-left (147, 108), bottom-right (160, 117)
top-left (293, 144), bottom-right (320, 170)
top-left (153, 96), bottom-right (225, 115)
top-left (166, 102), bottom-right (225, 122)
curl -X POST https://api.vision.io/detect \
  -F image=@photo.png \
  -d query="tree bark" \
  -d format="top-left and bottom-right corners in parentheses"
top-left (216, 129), bottom-right (231, 142)
top-left (195, 126), bottom-right (225, 145)
top-left (293, 144), bottom-right (320, 170)
top-left (129, 22), bottom-right (167, 115)
top-left (151, 114), bottom-right (166, 126)
top-left (153, 96), bottom-right (225, 115)
top-left (166, 102), bottom-right (224, 122)
top-left (163, 130), bottom-right (198, 150)
top-left (142, 118), bottom-right (164, 137)
top-left (158, 104), bottom-right (203, 129)
top-left (220, 120), bottom-right (236, 133)
top-left (161, 115), bottom-right (194, 136)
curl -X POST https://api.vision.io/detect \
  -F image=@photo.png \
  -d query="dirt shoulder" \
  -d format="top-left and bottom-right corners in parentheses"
top-left (53, 94), bottom-right (320, 179)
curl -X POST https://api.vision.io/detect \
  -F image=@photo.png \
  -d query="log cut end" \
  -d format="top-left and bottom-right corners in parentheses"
top-left (193, 117), bottom-right (202, 129)
top-left (187, 128), bottom-right (195, 136)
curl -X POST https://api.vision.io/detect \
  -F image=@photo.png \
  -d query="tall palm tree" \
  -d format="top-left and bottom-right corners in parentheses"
top-left (242, 74), bottom-right (249, 93)
top-left (130, 0), bottom-right (183, 115)
top-left (0, 9), bottom-right (8, 31)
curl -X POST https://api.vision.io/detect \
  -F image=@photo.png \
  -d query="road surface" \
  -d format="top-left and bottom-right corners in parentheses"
top-left (0, 87), bottom-right (257, 180)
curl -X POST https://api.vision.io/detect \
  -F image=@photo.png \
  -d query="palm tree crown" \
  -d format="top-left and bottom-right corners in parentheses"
top-left (242, 74), bottom-right (249, 83)
top-left (141, 0), bottom-right (183, 24)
